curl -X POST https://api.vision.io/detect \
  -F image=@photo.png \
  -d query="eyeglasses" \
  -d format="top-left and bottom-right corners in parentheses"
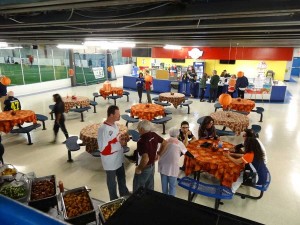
top-left (181, 127), bottom-right (189, 129)
top-left (242, 134), bottom-right (247, 137)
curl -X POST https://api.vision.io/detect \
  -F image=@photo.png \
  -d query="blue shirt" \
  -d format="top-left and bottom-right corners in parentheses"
top-left (136, 77), bottom-right (144, 88)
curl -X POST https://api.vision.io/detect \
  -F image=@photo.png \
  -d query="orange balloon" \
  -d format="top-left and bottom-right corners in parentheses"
top-left (1, 76), bottom-right (11, 86)
top-left (68, 69), bottom-right (74, 76)
top-left (219, 93), bottom-right (232, 106)
top-left (145, 75), bottom-right (152, 82)
top-left (107, 66), bottom-right (113, 72)
top-left (237, 71), bottom-right (244, 78)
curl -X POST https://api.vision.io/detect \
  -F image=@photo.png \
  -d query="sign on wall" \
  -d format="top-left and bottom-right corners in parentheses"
top-left (92, 67), bottom-right (104, 79)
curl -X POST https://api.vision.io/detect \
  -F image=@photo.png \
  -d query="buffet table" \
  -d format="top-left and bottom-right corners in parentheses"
top-left (0, 110), bottom-right (37, 133)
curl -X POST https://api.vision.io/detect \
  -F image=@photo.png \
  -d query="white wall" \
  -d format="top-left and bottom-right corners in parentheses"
top-left (112, 64), bottom-right (132, 78)
top-left (9, 79), bottom-right (71, 97)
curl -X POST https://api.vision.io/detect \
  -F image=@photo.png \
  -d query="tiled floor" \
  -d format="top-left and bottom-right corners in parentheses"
top-left (3, 77), bottom-right (300, 225)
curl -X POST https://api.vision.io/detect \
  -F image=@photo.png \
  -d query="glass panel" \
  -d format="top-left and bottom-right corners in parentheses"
top-left (38, 45), bottom-right (55, 82)
top-left (20, 47), bottom-right (40, 84)
top-left (52, 48), bottom-right (68, 80)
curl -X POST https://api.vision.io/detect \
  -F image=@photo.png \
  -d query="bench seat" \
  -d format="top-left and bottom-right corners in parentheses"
top-left (69, 106), bottom-right (91, 122)
top-left (121, 114), bottom-right (139, 127)
top-left (180, 100), bottom-right (193, 114)
top-left (154, 101), bottom-right (171, 107)
top-left (36, 114), bottom-right (48, 130)
top-left (151, 116), bottom-right (172, 134)
top-left (10, 123), bottom-right (41, 145)
top-left (107, 95), bottom-right (122, 105)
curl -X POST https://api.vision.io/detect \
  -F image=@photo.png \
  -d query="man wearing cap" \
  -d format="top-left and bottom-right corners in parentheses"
top-left (4, 91), bottom-right (21, 111)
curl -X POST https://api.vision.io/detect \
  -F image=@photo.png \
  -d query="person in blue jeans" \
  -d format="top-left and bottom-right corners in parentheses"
top-left (133, 120), bottom-right (167, 193)
top-left (181, 72), bottom-right (189, 94)
top-left (158, 127), bottom-right (194, 196)
top-left (136, 72), bottom-right (144, 103)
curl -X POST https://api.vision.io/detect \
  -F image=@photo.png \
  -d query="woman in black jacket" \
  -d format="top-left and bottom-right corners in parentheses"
top-left (236, 75), bottom-right (249, 99)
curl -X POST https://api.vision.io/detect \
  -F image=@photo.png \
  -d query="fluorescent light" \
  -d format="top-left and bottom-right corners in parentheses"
top-left (0, 42), bottom-right (8, 47)
top-left (0, 46), bottom-right (23, 49)
top-left (57, 44), bottom-right (86, 49)
top-left (163, 45), bottom-right (182, 50)
top-left (84, 41), bottom-right (135, 48)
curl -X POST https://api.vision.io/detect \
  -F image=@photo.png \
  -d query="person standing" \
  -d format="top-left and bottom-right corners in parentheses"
top-left (181, 72), bottom-right (189, 94)
top-left (136, 72), bottom-right (144, 103)
top-left (236, 73), bottom-right (249, 99)
top-left (98, 105), bottom-right (130, 200)
top-left (158, 127), bottom-right (194, 196)
top-left (228, 74), bottom-right (237, 97)
top-left (51, 94), bottom-right (69, 143)
top-left (189, 69), bottom-right (197, 97)
top-left (0, 78), bottom-right (7, 112)
top-left (4, 91), bottom-right (21, 111)
top-left (199, 73), bottom-right (208, 102)
top-left (208, 70), bottom-right (220, 103)
top-left (29, 55), bottom-right (34, 67)
top-left (144, 70), bottom-right (153, 103)
top-left (0, 142), bottom-right (4, 165)
top-left (133, 120), bottom-right (167, 192)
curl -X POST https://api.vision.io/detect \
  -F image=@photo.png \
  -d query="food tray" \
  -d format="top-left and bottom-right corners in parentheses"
top-left (99, 197), bottom-right (126, 224)
top-left (0, 173), bottom-right (30, 203)
top-left (61, 186), bottom-right (96, 225)
top-left (0, 164), bottom-right (18, 181)
top-left (28, 175), bottom-right (57, 211)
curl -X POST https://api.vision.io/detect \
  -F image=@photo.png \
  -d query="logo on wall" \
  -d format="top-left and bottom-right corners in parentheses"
top-left (188, 48), bottom-right (203, 59)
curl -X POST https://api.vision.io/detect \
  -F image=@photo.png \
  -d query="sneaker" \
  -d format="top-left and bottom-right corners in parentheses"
top-left (179, 166), bottom-right (186, 171)
top-left (200, 99), bottom-right (205, 102)
top-left (207, 100), bottom-right (211, 103)
top-left (62, 140), bottom-right (67, 144)
top-left (49, 140), bottom-right (56, 144)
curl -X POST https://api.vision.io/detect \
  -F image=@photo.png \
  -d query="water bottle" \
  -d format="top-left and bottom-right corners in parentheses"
top-left (218, 140), bottom-right (223, 148)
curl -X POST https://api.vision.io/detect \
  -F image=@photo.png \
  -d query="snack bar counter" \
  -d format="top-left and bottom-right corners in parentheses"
top-left (105, 188), bottom-right (263, 225)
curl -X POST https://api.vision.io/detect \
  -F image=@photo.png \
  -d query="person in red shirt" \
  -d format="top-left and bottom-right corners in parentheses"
top-left (133, 120), bottom-right (167, 192)
top-left (144, 70), bottom-right (153, 103)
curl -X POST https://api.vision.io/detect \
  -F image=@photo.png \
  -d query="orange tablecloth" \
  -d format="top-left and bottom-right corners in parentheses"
top-left (211, 111), bottom-right (249, 135)
top-left (0, 110), bottom-right (37, 133)
top-left (100, 87), bottom-right (123, 99)
top-left (62, 96), bottom-right (90, 112)
top-left (159, 92), bottom-right (185, 108)
top-left (185, 140), bottom-right (244, 188)
top-left (80, 123), bottom-right (127, 153)
top-left (130, 103), bottom-right (165, 121)
top-left (223, 98), bottom-right (255, 112)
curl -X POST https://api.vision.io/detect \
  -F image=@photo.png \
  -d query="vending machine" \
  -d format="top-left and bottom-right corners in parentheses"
top-left (193, 62), bottom-right (205, 80)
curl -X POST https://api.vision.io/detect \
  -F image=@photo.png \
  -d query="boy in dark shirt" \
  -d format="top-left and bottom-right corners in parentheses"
top-left (4, 91), bottom-right (21, 111)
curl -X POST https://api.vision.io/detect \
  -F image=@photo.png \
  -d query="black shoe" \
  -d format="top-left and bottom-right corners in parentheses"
top-left (62, 140), bottom-right (67, 144)
top-left (125, 155), bottom-right (136, 162)
top-left (212, 101), bottom-right (216, 103)
top-left (200, 99), bottom-right (205, 102)
top-left (207, 100), bottom-right (211, 103)
top-left (179, 166), bottom-right (186, 171)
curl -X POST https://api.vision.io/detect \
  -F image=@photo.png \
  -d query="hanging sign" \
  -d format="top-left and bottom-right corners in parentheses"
top-left (92, 67), bottom-right (104, 79)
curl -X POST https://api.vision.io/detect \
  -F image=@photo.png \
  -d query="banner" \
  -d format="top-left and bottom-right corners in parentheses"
top-left (92, 67), bottom-right (104, 79)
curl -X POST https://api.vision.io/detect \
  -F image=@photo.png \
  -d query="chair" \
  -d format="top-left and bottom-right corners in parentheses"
top-left (49, 105), bottom-right (54, 120)
top-left (65, 136), bottom-right (81, 162)
top-left (122, 91), bottom-right (130, 102)
top-left (154, 101), bottom-right (171, 107)
top-left (251, 124), bottom-right (261, 138)
top-left (10, 123), bottom-right (41, 145)
top-left (107, 95), bottom-right (122, 105)
top-left (93, 92), bottom-right (100, 102)
top-left (235, 168), bottom-right (271, 200)
top-left (197, 116), bottom-right (206, 125)
top-left (251, 107), bottom-right (264, 122)
top-left (214, 102), bottom-right (222, 112)
top-left (152, 96), bottom-right (159, 101)
top-left (121, 114), bottom-right (139, 127)
top-left (179, 100), bottom-right (193, 114)
top-left (125, 109), bottom-right (131, 113)
top-left (69, 106), bottom-right (91, 122)
top-left (216, 129), bottom-right (235, 136)
top-left (128, 129), bottom-right (140, 142)
top-left (91, 149), bottom-right (101, 157)
top-left (178, 177), bottom-right (233, 210)
top-left (36, 114), bottom-right (48, 130)
top-left (164, 109), bottom-right (172, 116)
top-left (151, 116), bottom-right (172, 134)
top-left (89, 100), bottom-right (98, 113)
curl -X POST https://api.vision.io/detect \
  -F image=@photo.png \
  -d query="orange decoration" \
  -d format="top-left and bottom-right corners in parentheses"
top-left (219, 93), bottom-right (232, 106)
top-left (0, 76), bottom-right (11, 86)
top-left (107, 66), bottom-right (113, 72)
top-left (144, 75), bottom-right (152, 83)
top-left (68, 69), bottom-right (74, 76)
top-left (103, 81), bottom-right (112, 92)
top-left (237, 71), bottom-right (244, 78)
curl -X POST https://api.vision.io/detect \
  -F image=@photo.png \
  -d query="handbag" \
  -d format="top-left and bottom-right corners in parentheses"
top-left (243, 170), bottom-right (257, 186)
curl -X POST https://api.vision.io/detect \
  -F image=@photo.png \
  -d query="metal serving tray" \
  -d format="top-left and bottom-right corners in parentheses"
top-left (61, 186), bottom-right (96, 225)
top-left (98, 197), bottom-right (126, 224)
top-left (0, 164), bottom-right (18, 181)
top-left (28, 175), bottom-right (57, 211)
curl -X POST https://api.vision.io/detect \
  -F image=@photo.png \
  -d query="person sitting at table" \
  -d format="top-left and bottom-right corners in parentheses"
top-left (230, 129), bottom-right (267, 164)
top-left (136, 72), bottom-right (144, 103)
top-left (158, 127), bottom-right (194, 196)
top-left (51, 94), bottom-right (69, 144)
top-left (198, 116), bottom-right (218, 140)
top-left (4, 91), bottom-right (21, 111)
top-left (224, 137), bottom-right (268, 193)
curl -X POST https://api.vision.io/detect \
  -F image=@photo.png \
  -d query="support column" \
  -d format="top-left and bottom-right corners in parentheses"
top-left (69, 49), bottom-right (76, 87)
top-left (106, 50), bottom-right (112, 80)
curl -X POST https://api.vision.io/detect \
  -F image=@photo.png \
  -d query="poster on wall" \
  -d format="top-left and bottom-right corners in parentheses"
top-left (92, 67), bottom-right (104, 79)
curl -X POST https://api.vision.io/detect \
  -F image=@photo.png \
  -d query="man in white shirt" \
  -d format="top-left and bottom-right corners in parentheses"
top-left (98, 105), bottom-right (129, 200)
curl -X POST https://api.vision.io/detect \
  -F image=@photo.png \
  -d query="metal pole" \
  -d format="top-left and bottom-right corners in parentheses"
top-left (69, 49), bottom-right (77, 87)
top-left (19, 48), bottom-right (25, 85)
top-left (36, 49), bottom-right (42, 82)
top-left (51, 49), bottom-right (56, 80)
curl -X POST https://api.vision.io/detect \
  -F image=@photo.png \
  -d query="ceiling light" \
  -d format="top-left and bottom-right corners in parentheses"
top-left (57, 44), bottom-right (86, 49)
top-left (163, 45), bottom-right (182, 50)
top-left (0, 46), bottom-right (23, 49)
top-left (0, 42), bottom-right (8, 47)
